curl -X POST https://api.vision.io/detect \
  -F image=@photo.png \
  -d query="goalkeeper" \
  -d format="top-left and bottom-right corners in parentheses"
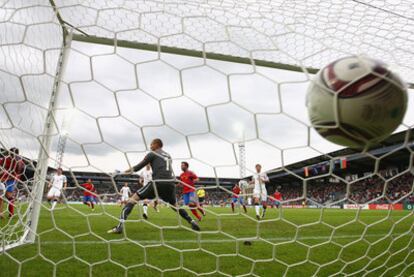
top-left (108, 138), bottom-right (200, 233)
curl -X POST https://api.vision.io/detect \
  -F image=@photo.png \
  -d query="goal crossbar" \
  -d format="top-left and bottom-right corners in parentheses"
top-left (71, 33), bottom-right (319, 73)
top-left (71, 33), bottom-right (414, 89)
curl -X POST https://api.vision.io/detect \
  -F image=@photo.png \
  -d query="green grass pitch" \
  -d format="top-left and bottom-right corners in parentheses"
top-left (1, 204), bottom-right (414, 276)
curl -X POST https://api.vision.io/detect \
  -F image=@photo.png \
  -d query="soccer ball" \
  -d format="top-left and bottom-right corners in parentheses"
top-left (306, 56), bottom-right (408, 148)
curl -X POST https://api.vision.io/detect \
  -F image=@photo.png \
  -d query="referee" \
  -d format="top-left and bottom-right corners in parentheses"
top-left (108, 138), bottom-right (200, 233)
top-left (197, 186), bottom-right (206, 207)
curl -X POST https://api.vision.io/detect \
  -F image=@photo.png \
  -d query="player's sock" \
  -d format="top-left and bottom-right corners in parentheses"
top-left (91, 202), bottom-right (94, 209)
top-left (178, 208), bottom-right (193, 224)
top-left (255, 204), bottom-right (260, 216)
top-left (262, 205), bottom-right (267, 218)
top-left (51, 200), bottom-right (57, 210)
top-left (179, 208), bottom-right (201, 231)
top-left (143, 203), bottom-right (148, 215)
top-left (153, 200), bottom-right (159, 211)
top-left (231, 202), bottom-right (235, 212)
top-left (116, 202), bottom-right (134, 229)
top-left (197, 206), bottom-right (205, 216)
top-left (189, 204), bottom-right (201, 220)
top-left (243, 205), bottom-right (247, 213)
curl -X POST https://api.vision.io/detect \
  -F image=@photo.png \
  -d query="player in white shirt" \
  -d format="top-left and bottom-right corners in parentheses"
top-left (251, 164), bottom-right (269, 220)
top-left (119, 182), bottom-right (131, 207)
top-left (139, 164), bottom-right (158, 218)
top-left (139, 164), bottom-right (153, 186)
top-left (47, 168), bottom-right (67, 210)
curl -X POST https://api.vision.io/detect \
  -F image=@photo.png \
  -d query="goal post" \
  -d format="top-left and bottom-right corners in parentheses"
top-left (25, 32), bottom-right (73, 245)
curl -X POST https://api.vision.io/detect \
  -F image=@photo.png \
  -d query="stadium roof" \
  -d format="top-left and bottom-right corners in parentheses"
top-left (267, 130), bottom-right (414, 183)
top-left (17, 129), bottom-right (410, 187)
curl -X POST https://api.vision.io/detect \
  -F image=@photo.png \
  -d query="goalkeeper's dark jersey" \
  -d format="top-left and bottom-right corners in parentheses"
top-left (132, 149), bottom-right (174, 180)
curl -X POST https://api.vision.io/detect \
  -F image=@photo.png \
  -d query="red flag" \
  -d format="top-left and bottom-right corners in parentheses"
top-left (341, 158), bottom-right (347, 169)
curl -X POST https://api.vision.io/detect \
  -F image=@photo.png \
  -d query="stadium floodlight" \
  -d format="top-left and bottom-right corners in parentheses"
top-left (61, 108), bottom-right (75, 134)
top-left (60, 130), bottom-right (69, 136)
top-left (234, 122), bottom-right (247, 178)
top-left (233, 122), bottom-right (245, 142)
top-left (55, 107), bottom-right (75, 168)
top-left (0, 1), bottom-right (414, 276)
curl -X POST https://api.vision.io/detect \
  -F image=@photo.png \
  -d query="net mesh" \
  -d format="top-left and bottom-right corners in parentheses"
top-left (1, 0), bottom-right (414, 276)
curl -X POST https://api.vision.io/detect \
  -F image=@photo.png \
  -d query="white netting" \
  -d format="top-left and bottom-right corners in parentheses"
top-left (1, 1), bottom-right (414, 276)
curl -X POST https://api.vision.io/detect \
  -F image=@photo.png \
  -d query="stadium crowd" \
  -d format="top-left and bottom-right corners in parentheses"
top-left (1, 147), bottom-right (413, 207)
top-left (61, 171), bottom-right (414, 207)
top-left (281, 171), bottom-right (414, 205)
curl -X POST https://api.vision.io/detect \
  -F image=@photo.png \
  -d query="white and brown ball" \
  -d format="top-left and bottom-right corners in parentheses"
top-left (306, 56), bottom-right (407, 148)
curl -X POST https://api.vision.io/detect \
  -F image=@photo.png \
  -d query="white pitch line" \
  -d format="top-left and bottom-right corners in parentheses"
top-left (37, 233), bottom-right (406, 245)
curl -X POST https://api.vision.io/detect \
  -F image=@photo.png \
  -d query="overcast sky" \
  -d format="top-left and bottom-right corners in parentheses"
top-left (1, 40), bottom-right (414, 178)
top-left (1, 1), bottom-right (414, 178)
top-left (23, 41), bottom-right (411, 178)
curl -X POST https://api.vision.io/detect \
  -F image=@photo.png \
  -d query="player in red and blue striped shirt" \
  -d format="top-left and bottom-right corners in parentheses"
top-left (179, 162), bottom-right (205, 221)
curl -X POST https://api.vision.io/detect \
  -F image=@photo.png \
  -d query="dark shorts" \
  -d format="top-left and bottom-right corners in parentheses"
top-left (198, 197), bottom-right (205, 203)
top-left (137, 181), bottom-right (176, 205)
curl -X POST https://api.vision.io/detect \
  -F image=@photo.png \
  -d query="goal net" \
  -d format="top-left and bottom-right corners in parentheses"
top-left (1, 0), bottom-right (414, 276)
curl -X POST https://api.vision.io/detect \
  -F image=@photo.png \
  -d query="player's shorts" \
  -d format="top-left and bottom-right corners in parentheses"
top-left (47, 187), bottom-right (61, 198)
top-left (232, 197), bottom-right (244, 204)
top-left (137, 181), bottom-right (176, 205)
top-left (253, 188), bottom-right (267, 201)
top-left (121, 195), bottom-right (129, 202)
top-left (5, 180), bottom-right (16, 193)
top-left (183, 191), bottom-right (196, 205)
top-left (198, 197), bottom-right (205, 203)
top-left (83, 195), bottom-right (94, 203)
top-left (274, 200), bottom-right (280, 206)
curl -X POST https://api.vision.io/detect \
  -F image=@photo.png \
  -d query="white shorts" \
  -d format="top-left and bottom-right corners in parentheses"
top-left (0, 182), bottom-right (5, 196)
top-left (253, 187), bottom-right (267, 201)
top-left (121, 196), bottom-right (129, 202)
top-left (47, 187), bottom-right (61, 198)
